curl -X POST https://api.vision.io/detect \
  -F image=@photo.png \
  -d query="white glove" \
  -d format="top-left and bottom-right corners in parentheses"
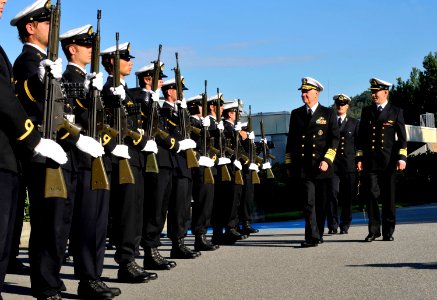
top-left (137, 128), bottom-right (145, 135)
top-left (201, 117), bottom-right (210, 127)
top-left (177, 139), bottom-right (197, 153)
top-left (151, 90), bottom-right (160, 102)
top-left (84, 72), bottom-right (104, 92)
top-left (142, 140), bottom-right (158, 154)
top-left (234, 121), bottom-right (242, 131)
top-left (111, 144), bottom-right (131, 159)
top-left (218, 157), bottom-right (231, 165)
top-left (110, 85), bottom-right (126, 101)
top-left (198, 156), bottom-right (215, 168)
top-left (217, 121), bottom-right (224, 131)
top-left (234, 160), bottom-right (242, 170)
top-left (38, 58), bottom-right (63, 81)
top-left (177, 98), bottom-right (187, 109)
top-left (262, 162), bottom-right (272, 170)
top-left (260, 138), bottom-right (267, 144)
top-left (249, 163), bottom-right (259, 171)
top-left (75, 134), bottom-right (105, 158)
top-left (34, 138), bottom-right (68, 165)
top-left (248, 131), bottom-right (255, 140)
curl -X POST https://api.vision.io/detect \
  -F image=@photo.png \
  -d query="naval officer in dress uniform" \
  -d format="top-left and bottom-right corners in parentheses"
top-left (357, 78), bottom-right (407, 242)
top-left (326, 94), bottom-right (359, 235)
top-left (285, 77), bottom-right (339, 247)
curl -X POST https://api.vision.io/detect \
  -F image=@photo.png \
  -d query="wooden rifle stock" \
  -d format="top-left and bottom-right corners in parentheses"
top-left (114, 32), bottom-right (134, 184)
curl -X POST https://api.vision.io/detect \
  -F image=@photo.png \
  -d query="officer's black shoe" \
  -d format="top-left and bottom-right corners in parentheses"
top-left (96, 279), bottom-right (122, 297)
top-left (301, 240), bottom-right (318, 248)
top-left (7, 258), bottom-right (30, 275)
top-left (319, 237), bottom-right (324, 244)
top-left (194, 234), bottom-right (220, 251)
top-left (383, 235), bottom-right (394, 241)
top-left (340, 229), bottom-right (349, 234)
top-left (117, 261), bottom-right (150, 283)
top-left (143, 247), bottom-right (176, 270)
top-left (240, 221), bottom-right (259, 235)
top-left (37, 293), bottom-right (62, 300)
top-left (364, 233), bottom-right (381, 242)
top-left (328, 228), bottom-right (338, 234)
top-left (78, 279), bottom-right (114, 299)
top-left (170, 238), bottom-right (199, 259)
top-left (225, 228), bottom-right (248, 241)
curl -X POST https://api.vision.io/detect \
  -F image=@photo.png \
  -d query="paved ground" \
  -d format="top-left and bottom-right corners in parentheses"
top-left (3, 204), bottom-right (437, 300)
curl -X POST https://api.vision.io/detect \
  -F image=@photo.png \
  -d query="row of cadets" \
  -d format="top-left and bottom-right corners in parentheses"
top-left (0, 1), bottom-right (68, 298)
top-left (100, 41), bottom-right (158, 283)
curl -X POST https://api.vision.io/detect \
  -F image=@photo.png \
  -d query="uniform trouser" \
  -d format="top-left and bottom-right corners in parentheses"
top-left (8, 178), bottom-right (26, 263)
top-left (239, 172), bottom-right (255, 224)
top-left (112, 164), bottom-right (144, 264)
top-left (142, 167), bottom-right (172, 248)
top-left (191, 167), bottom-right (214, 236)
top-left (300, 178), bottom-right (330, 241)
top-left (26, 163), bottom-right (75, 298)
top-left (70, 168), bottom-right (110, 280)
top-left (362, 170), bottom-right (396, 237)
top-left (212, 174), bottom-right (243, 230)
top-left (167, 175), bottom-right (191, 240)
top-left (0, 170), bottom-right (19, 294)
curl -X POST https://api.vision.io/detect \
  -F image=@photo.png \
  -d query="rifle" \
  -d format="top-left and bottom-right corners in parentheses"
top-left (88, 10), bottom-right (109, 190)
top-left (216, 88), bottom-right (231, 182)
top-left (113, 32), bottom-right (136, 184)
top-left (42, 0), bottom-right (81, 198)
top-left (174, 52), bottom-right (199, 168)
top-left (143, 44), bottom-right (162, 173)
top-left (259, 113), bottom-right (275, 179)
top-left (247, 105), bottom-right (260, 184)
top-left (201, 80), bottom-right (214, 184)
top-left (234, 99), bottom-right (244, 185)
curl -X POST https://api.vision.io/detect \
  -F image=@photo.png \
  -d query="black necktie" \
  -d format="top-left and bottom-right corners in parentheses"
top-left (338, 118), bottom-right (342, 127)
top-left (307, 109), bottom-right (312, 118)
top-left (377, 105), bottom-right (383, 113)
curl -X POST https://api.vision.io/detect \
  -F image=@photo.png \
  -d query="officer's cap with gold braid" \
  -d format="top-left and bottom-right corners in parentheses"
top-left (333, 93), bottom-right (351, 106)
top-left (10, 0), bottom-right (51, 27)
top-left (101, 42), bottom-right (135, 60)
top-left (369, 77), bottom-right (392, 91)
top-left (207, 92), bottom-right (224, 106)
top-left (161, 77), bottom-right (188, 91)
top-left (60, 24), bottom-right (93, 48)
top-left (135, 62), bottom-right (167, 79)
top-left (298, 77), bottom-right (324, 92)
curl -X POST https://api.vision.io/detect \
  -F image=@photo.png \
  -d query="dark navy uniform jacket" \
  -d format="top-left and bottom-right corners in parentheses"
top-left (285, 104), bottom-right (340, 179)
top-left (334, 116), bottom-right (359, 174)
top-left (356, 102), bottom-right (407, 172)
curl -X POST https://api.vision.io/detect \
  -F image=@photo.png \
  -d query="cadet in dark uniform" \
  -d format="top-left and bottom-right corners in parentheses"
top-left (0, 2), bottom-right (68, 297)
top-left (10, 2), bottom-right (95, 298)
top-left (285, 77), bottom-right (339, 247)
top-left (159, 78), bottom-right (200, 259)
top-left (101, 42), bottom-right (156, 282)
top-left (60, 24), bottom-right (121, 299)
top-left (186, 95), bottom-right (219, 251)
top-left (357, 78), bottom-right (407, 242)
top-left (326, 94), bottom-right (359, 235)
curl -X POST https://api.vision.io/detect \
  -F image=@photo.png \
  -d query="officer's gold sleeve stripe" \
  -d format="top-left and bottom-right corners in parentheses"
top-left (356, 150), bottom-right (363, 157)
top-left (17, 119), bottom-right (34, 141)
top-left (102, 134), bottom-right (111, 146)
top-left (167, 119), bottom-right (176, 127)
top-left (24, 80), bottom-right (36, 102)
top-left (285, 153), bottom-right (292, 164)
top-left (60, 132), bottom-right (70, 140)
top-left (76, 99), bottom-right (86, 109)
top-left (399, 148), bottom-right (407, 156)
top-left (133, 134), bottom-right (143, 146)
top-left (324, 148), bottom-right (337, 163)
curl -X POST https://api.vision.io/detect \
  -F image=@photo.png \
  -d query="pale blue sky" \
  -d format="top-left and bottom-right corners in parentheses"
top-left (1, 0), bottom-right (437, 113)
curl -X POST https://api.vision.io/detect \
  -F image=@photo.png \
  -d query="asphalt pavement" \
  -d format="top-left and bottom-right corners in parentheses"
top-left (3, 204), bottom-right (437, 300)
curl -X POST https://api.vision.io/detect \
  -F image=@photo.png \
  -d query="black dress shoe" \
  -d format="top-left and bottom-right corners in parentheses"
top-left (301, 240), bottom-right (318, 248)
top-left (7, 258), bottom-right (30, 275)
top-left (117, 261), bottom-right (150, 283)
top-left (96, 279), bottom-right (122, 297)
top-left (78, 279), bottom-right (114, 299)
top-left (383, 235), bottom-right (394, 241)
top-left (340, 229), bottom-right (348, 234)
top-left (364, 233), bottom-right (381, 242)
top-left (194, 234), bottom-right (220, 251)
top-left (170, 239), bottom-right (198, 259)
top-left (328, 228), bottom-right (338, 234)
top-left (225, 228), bottom-right (248, 241)
top-left (319, 237), bottom-right (324, 244)
top-left (143, 247), bottom-right (176, 270)
top-left (239, 221), bottom-right (259, 235)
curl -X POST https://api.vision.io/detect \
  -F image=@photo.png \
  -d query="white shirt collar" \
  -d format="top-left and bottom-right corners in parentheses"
top-left (379, 101), bottom-right (388, 110)
top-left (307, 102), bottom-right (319, 113)
top-left (68, 62), bottom-right (87, 74)
top-left (25, 42), bottom-right (47, 55)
